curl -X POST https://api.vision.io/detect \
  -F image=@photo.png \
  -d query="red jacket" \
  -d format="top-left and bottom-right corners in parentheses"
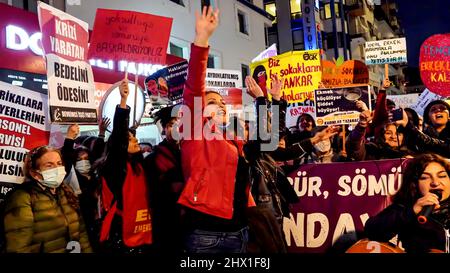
top-left (178, 44), bottom-right (255, 219)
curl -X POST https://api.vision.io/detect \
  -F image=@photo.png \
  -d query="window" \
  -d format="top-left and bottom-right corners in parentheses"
top-left (170, 0), bottom-right (185, 7)
top-left (207, 55), bottom-right (217, 68)
top-left (237, 9), bottom-right (249, 35)
top-left (170, 43), bottom-right (184, 58)
top-left (241, 64), bottom-right (249, 87)
top-left (201, 0), bottom-right (218, 9)
top-left (264, 2), bottom-right (277, 23)
top-left (324, 3), bottom-right (340, 19)
top-left (290, 0), bottom-right (301, 20)
top-left (326, 32), bottom-right (344, 49)
top-left (264, 24), bottom-right (270, 47)
top-left (9, 0), bottom-right (64, 13)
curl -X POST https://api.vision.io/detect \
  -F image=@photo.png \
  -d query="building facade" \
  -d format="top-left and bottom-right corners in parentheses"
top-left (66, 0), bottom-right (273, 86)
top-left (263, 0), bottom-right (405, 93)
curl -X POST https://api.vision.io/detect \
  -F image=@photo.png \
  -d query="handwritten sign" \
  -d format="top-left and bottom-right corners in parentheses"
top-left (365, 38), bottom-right (407, 65)
top-left (419, 34), bottom-right (450, 97)
top-left (88, 9), bottom-right (173, 64)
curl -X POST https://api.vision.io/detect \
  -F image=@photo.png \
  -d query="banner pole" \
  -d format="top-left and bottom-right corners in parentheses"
top-left (133, 64), bottom-right (138, 127)
top-left (342, 124), bottom-right (346, 153)
top-left (384, 63), bottom-right (389, 81)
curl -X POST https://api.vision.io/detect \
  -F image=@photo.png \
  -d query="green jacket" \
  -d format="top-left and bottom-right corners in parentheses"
top-left (3, 182), bottom-right (92, 253)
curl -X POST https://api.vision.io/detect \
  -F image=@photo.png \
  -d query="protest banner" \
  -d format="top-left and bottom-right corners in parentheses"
top-left (321, 57), bottom-right (369, 88)
top-left (285, 159), bottom-right (406, 253)
top-left (205, 69), bottom-right (244, 118)
top-left (365, 38), bottom-right (407, 65)
top-left (252, 43), bottom-right (278, 63)
top-left (38, 2), bottom-right (97, 124)
top-left (250, 50), bottom-right (322, 103)
top-left (411, 88), bottom-right (443, 116)
top-left (314, 85), bottom-right (371, 126)
top-left (419, 34), bottom-right (450, 97)
top-left (88, 9), bottom-right (173, 65)
top-left (0, 81), bottom-right (50, 200)
top-left (145, 60), bottom-right (188, 105)
top-left (387, 93), bottom-right (420, 109)
top-left (206, 69), bottom-right (242, 90)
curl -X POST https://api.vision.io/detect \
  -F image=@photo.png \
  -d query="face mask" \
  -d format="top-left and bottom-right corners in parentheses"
top-left (314, 140), bottom-right (331, 153)
top-left (142, 152), bottom-right (151, 158)
top-left (75, 160), bottom-right (91, 175)
top-left (38, 166), bottom-right (66, 188)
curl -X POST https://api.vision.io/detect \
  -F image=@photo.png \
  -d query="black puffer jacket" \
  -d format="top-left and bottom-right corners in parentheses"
top-left (365, 201), bottom-right (450, 253)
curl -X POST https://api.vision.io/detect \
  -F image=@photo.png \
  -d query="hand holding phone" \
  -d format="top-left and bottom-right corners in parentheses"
top-left (390, 108), bottom-right (403, 122)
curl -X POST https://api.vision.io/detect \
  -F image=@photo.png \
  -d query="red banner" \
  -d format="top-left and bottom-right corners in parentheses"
top-left (0, 81), bottom-right (50, 184)
top-left (88, 9), bottom-right (173, 65)
top-left (419, 33), bottom-right (450, 97)
top-left (38, 4), bottom-right (89, 62)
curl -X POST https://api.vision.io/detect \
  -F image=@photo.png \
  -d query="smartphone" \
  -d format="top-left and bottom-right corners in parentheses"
top-left (391, 108), bottom-right (403, 122)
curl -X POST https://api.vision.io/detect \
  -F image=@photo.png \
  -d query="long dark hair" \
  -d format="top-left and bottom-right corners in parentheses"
top-left (393, 153), bottom-right (450, 206)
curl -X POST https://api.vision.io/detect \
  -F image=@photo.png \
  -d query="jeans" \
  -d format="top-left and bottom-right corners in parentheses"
top-left (184, 227), bottom-right (249, 253)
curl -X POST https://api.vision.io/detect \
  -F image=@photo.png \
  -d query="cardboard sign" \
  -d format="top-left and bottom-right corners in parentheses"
top-left (250, 50), bottom-right (322, 103)
top-left (252, 43), bottom-right (278, 63)
top-left (286, 102), bottom-right (315, 129)
top-left (88, 9), bottom-right (173, 65)
top-left (315, 85), bottom-right (371, 126)
top-left (0, 81), bottom-right (50, 184)
top-left (206, 68), bottom-right (242, 90)
top-left (285, 159), bottom-right (405, 253)
top-left (411, 88), bottom-right (443, 117)
top-left (365, 38), bottom-right (407, 65)
top-left (321, 58), bottom-right (369, 88)
top-left (386, 94), bottom-right (420, 109)
top-left (145, 60), bottom-right (188, 104)
top-left (419, 34), bottom-right (450, 97)
top-left (38, 2), bottom-right (97, 124)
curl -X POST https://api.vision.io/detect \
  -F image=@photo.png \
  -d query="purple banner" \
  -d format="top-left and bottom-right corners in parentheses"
top-left (284, 159), bottom-right (409, 253)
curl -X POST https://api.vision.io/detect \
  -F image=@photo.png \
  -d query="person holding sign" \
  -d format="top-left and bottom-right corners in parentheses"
top-left (2, 146), bottom-right (92, 253)
top-left (365, 153), bottom-right (450, 253)
top-left (177, 6), bottom-right (253, 253)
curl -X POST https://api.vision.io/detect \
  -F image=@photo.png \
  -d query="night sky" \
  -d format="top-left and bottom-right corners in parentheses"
top-left (395, 0), bottom-right (450, 67)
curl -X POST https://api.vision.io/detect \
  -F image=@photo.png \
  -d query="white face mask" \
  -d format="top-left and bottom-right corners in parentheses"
top-left (142, 152), bottom-right (151, 158)
top-left (75, 160), bottom-right (91, 175)
top-left (314, 139), bottom-right (331, 153)
top-left (38, 166), bottom-right (66, 188)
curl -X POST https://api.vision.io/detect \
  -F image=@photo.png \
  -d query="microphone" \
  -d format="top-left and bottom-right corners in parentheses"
top-left (417, 190), bottom-right (442, 224)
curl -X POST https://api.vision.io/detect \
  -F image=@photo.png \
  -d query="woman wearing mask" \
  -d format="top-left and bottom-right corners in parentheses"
top-left (365, 153), bottom-right (450, 253)
top-left (3, 146), bottom-right (92, 253)
top-left (61, 124), bottom-right (102, 251)
top-left (97, 77), bottom-right (152, 253)
top-left (178, 6), bottom-right (254, 253)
